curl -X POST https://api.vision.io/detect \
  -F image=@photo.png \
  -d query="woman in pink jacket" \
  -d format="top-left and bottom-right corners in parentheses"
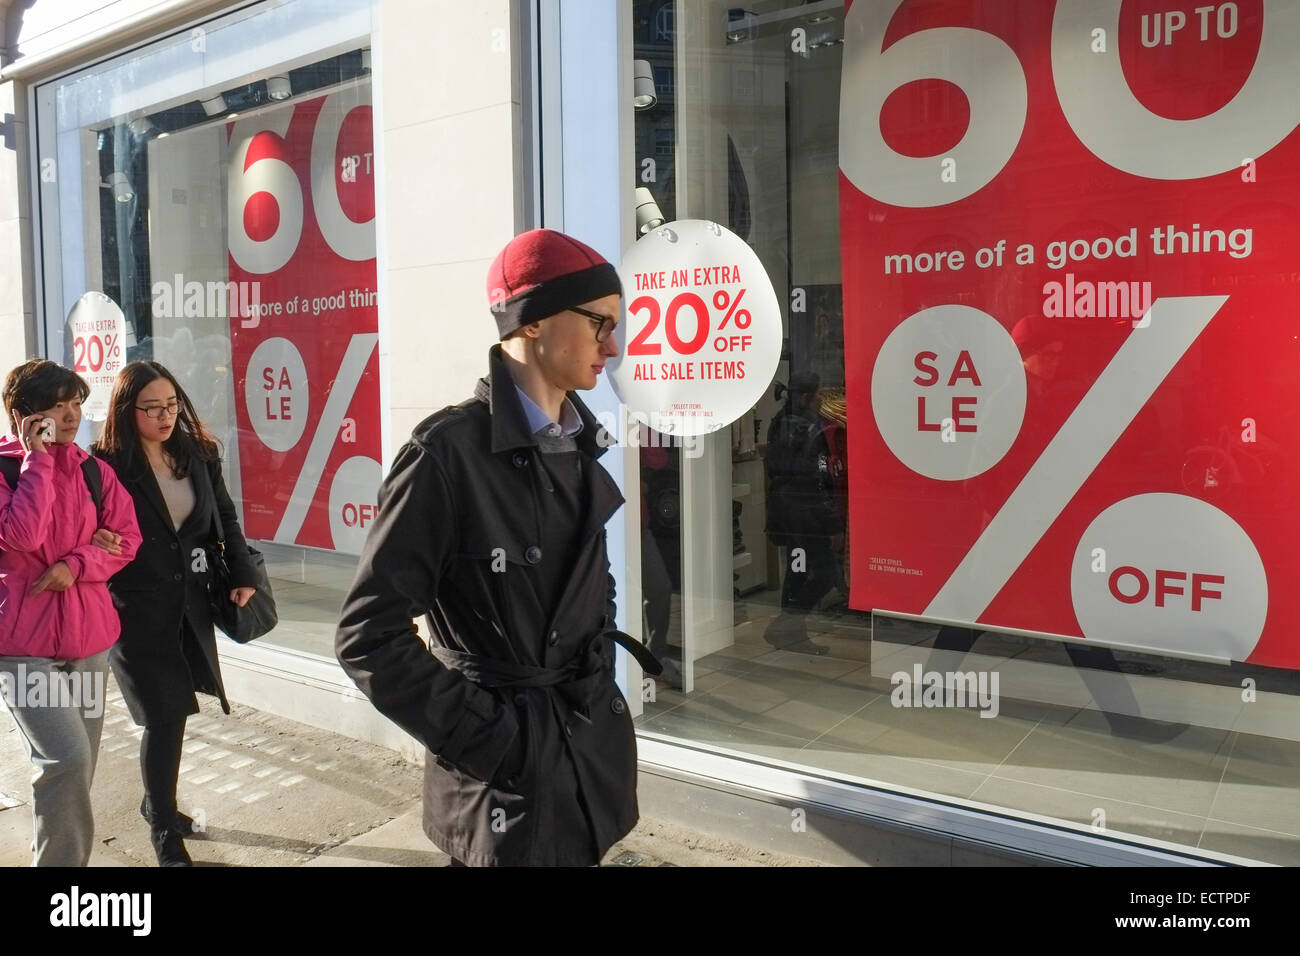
top-left (0, 359), bottom-right (140, 866)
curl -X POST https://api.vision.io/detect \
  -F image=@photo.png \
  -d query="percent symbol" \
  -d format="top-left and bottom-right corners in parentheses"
top-left (272, 332), bottom-right (379, 546)
top-left (713, 289), bottom-right (751, 329)
top-left (627, 286), bottom-right (757, 356)
top-left (923, 296), bottom-right (1227, 625)
top-left (103, 333), bottom-right (121, 358)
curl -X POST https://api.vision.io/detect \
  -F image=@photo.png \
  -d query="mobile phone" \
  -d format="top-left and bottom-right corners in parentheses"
top-left (38, 418), bottom-right (55, 443)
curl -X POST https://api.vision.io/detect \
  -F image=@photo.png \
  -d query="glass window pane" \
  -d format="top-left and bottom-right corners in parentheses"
top-left (631, 0), bottom-right (1300, 866)
top-left (35, 0), bottom-right (375, 658)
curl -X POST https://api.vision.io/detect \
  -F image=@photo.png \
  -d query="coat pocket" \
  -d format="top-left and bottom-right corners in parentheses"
top-left (488, 688), bottom-right (532, 792)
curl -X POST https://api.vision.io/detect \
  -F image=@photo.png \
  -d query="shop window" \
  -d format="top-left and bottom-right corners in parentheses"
top-left (34, 0), bottom-right (376, 658)
top-left (630, 0), bottom-right (1300, 865)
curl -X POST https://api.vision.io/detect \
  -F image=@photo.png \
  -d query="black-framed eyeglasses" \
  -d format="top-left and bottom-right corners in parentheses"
top-left (570, 306), bottom-right (619, 343)
top-left (135, 401), bottom-right (180, 420)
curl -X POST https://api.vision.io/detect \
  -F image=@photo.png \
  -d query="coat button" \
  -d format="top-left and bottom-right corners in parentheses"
top-left (172, 573), bottom-right (182, 582)
top-left (514, 692), bottom-right (527, 707)
top-left (611, 697), bottom-right (626, 715)
top-left (525, 546), bottom-right (542, 564)
top-left (512, 453), bottom-right (528, 468)
top-left (169, 542), bottom-right (178, 550)
top-left (548, 630), bottom-right (559, 646)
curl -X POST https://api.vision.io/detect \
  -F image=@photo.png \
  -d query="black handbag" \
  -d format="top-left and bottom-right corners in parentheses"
top-left (203, 464), bottom-right (277, 644)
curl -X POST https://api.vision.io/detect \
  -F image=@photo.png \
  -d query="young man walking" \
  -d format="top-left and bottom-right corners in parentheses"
top-left (336, 228), bottom-right (659, 866)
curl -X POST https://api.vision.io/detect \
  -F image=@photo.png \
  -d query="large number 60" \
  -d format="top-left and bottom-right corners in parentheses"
top-left (841, 0), bottom-right (1300, 207)
top-left (228, 92), bottom-right (375, 274)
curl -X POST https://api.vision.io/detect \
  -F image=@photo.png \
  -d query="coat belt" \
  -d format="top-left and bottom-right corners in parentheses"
top-left (428, 629), bottom-right (662, 721)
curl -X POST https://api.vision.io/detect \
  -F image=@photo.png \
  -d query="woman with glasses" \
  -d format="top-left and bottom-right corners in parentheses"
top-left (93, 361), bottom-right (259, 866)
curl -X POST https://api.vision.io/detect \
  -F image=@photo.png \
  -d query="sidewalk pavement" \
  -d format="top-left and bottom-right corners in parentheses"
top-left (0, 675), bottom-right (820, 867)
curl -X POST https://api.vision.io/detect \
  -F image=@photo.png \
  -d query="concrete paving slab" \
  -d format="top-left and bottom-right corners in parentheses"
top-left (1, 672), bottom-right (813, 867)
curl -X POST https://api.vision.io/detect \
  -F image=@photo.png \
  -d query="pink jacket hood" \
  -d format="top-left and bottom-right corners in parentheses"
top-left (0, 436), bottom-right (142, 658)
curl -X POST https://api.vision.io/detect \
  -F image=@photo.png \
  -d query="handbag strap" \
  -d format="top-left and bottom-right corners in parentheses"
top-left (199, 459), bottom-right (227, 553)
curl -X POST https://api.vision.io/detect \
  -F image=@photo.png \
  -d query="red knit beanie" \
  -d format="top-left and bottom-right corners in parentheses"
top-left (485, 229), bottom-right (623, 339)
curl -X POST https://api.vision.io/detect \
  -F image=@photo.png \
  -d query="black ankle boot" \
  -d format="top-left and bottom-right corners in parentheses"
top-left (140, 796), bottom-right (196, 834)
top-left (150, 823), bottom-right (193, 867)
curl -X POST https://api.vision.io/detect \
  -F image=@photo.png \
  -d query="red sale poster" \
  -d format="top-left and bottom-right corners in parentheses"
top-left (225, 85), bottom-right (381, 554)
top-left (841, 0), bottom-right (1300, 668)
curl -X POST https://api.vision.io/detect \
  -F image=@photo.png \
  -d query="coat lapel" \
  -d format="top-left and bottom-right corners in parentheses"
top-left (177, 461), bottom-right (213, 540)
top-left (544, 456), bottom-right (624, 635)
top-left (134, 466), bottom-right (177, 534)
top-left (130, 458), bottom-right (210, 538)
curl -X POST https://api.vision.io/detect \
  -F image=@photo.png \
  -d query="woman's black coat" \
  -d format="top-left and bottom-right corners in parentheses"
top-left (94, 448), bottom-right (259, 727)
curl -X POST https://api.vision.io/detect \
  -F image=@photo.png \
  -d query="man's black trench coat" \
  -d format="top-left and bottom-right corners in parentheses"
top-left (336, 347), bottom-right (639, 866)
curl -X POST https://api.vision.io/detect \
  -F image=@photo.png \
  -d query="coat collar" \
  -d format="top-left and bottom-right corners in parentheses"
top-left (102, 449), bottom-right (211, 537)
top-left (476, 345), bottom-right (612, 459)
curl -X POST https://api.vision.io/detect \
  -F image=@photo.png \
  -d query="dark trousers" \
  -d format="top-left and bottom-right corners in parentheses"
top-left (780, 539), bottom-right (841, 612)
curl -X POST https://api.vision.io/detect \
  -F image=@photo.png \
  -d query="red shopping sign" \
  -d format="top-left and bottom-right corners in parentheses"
top-left (842, 0), bottom-right (1300, 667)
top-left (226, 89), bottom-right (381, 554)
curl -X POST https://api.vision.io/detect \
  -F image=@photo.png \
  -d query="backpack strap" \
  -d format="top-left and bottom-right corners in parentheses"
top-left (80, 457), bottom-right (104, 523)
top-left (0, 455), bottom-right (102, 524)
top-left (0, 456), bottom-right (19, 491)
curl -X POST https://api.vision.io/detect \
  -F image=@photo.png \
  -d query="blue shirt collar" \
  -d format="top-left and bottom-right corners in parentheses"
top-left (513, 385), bottom-right (584, 439)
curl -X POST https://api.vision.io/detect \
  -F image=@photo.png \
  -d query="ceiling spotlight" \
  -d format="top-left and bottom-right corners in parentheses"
top-left (635, 186), bottom-right (665, 236)
top-left (200, 94), bottom-right (227, 117)
top-left (267, 76), bottom-right (292, 100)
top-left (633, 60), bottom-right (657, 111)
top-left (105, 172), bottom-right (134, 204)
top-left (127, 117), bottom-right (154, 137)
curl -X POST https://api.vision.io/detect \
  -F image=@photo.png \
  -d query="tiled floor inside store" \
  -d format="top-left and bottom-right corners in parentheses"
top-left (636, 596), bottom-right (1300, 866)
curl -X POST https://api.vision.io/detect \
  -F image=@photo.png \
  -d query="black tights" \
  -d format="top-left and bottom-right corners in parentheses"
top-left (140, 717), bottom-right (187, 822)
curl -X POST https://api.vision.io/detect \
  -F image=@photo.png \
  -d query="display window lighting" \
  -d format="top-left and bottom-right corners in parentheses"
top-left (200, 94), bottom-right (228, 117)
top-left (267, 76), bottom-right (292, 100)
top-left (633, 60), bottom-right (657, 110)
top-left (635, 186), bottom-right (666, 235)
top-left (105, 172), bottom-right (134, 203)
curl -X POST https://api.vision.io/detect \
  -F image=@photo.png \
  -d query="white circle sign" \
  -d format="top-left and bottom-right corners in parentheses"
top-left (1071, 494), bottom-right (1266, 661)
top-left (610, 220), bottom-right (781, 437)
top-left (244, 337), bottom-right (308, 452)
top-left (328, 455), bottom-right (382, 554)
top-left (871, 304), bottom-right (1026, 481)
top-left (66, 292), bottom-right (127, 422)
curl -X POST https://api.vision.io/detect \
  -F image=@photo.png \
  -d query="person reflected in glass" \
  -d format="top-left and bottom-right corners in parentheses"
top-left (763, 372), bottom-right (845, 654)
top-left (92, 361), bottom-right (259, 866)
top-left (0, 360), bottom-right (141, 865)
